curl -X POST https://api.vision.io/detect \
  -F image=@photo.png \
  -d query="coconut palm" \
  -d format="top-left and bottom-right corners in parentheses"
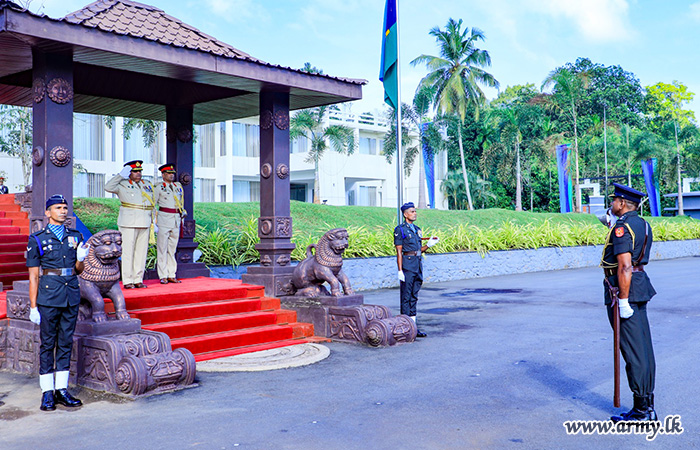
top-left (290, 105), bottom-right (355, 204)
top-left (411, 18), bottom-right (499, 210)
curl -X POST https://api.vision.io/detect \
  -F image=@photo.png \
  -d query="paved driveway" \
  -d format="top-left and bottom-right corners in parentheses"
top-left (1, 256), bottom-right (698, 449)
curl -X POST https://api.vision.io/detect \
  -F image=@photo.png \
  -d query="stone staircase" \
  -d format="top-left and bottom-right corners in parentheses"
top-left (0, 194), bottom-right (29, 290)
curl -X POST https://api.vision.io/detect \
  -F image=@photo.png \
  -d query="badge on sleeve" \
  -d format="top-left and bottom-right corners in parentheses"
top-left (615, 227), bottom-right (624, 238)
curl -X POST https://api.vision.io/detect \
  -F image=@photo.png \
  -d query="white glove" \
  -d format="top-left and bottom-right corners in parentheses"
top-left (153, 223), bottom-right (159, 234)
top-left (398, 270), bottom-right (405, 282)
top-left (77, 242), bottom-right (90, 262)
top-left (618, 298), bottom-right (634, 319)
top-left (29, 307), bottom-right (41, 325)
top-left (426, 236), bottom-right (440, 248)
top-left (119, 166), bottom-right (132, 178)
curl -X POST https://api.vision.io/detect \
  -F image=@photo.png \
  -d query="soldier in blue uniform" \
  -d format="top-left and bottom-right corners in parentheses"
top-left (27, 194), bottom-right (90, 411)
top-left (600, 184), bottom-right (657, 422)
top-left (394, 202), bottom-right (439, 337)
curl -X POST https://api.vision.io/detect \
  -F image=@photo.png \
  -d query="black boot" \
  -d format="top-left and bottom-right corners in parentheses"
top-left (54, 389), bottom-right (82, 407)
top-left (40, 391), bottom-right (55, 411)
top-left (647, 394), bottom-right (657, 421)
top-left (611, 394), bottom-right (654, 422)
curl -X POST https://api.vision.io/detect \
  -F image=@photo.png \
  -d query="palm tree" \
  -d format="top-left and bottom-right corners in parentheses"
top-left (411, 18), bottom-right (499, 210)
top-left (289, 105), bottom-right (355, 204)
top-left (541, 67), bottom-right (589, 212)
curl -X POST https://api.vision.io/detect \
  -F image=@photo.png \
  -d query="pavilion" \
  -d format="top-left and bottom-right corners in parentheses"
top-left (0, 0), bottom-right (365, 293)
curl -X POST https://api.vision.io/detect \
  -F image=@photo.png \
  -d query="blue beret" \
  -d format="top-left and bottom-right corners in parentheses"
top-left (610, 183), bottom-right (645, 204)
top-left (400, 202), bottom-right (415, 212)
top-left (46, 194), bottom-right (67, 209)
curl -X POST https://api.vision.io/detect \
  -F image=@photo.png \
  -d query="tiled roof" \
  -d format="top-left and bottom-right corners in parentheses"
top-left (63, 0), bottom-right (258, 61)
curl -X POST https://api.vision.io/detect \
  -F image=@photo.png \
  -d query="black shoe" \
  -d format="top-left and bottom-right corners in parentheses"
top-left (134, 282), bottom-right (148, 289)
top-left (40, 391), bottom-right (55, 411)
top-left (54, 389), bottom-right (82, 407)
top-left (416, 329), bottom-right (427, 338)
top-left (123, 283), bottom-right (135, 289)
top-left (160, 278), bottom-right (168, 284)
top-left (611, 394), bottom-right (655, 422)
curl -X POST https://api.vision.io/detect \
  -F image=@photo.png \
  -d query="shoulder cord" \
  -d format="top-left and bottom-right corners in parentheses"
top-left (634, 222), bottom-right (650, 266)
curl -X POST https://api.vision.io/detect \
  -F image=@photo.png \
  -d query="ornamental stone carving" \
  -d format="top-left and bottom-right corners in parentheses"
top-left (177, 127), bottom-right (193, 143)
top-left (180, 220), bottom-right (196, 239)
top-left (49, 146), bottom-right (71, 167)
top-left (260, 110), bottom-right (274, 130)
top-left (46, 78), bottom-right (73, 104)
top-left (179, 172), bottom-right (192, 186)
top-left (276, 254), bottom-right (291, 266)
top-left (274, 110), bottom-right (289, 130)
top-left (260, 255), bottom-right (272, 266)
top-left (32, 78), bottom-right (46, 103)
top-left (259, 219), bottom-right (273, 236)
top-left (276, 163), bottom-right (289, 179)
top-left (260, 163), bottom-right (272, 179)
top-left (32, 146), bottom-right (44, 166)
top-left (276, 217), bottom-right (292, 238)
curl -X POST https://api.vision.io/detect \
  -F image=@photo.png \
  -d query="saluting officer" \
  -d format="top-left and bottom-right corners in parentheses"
top-left (105, 160), bottom-right (155, 289)
top-left (27, 194), bottom-right (90, 411)
top-left (154, 163), bottom-right (186, 284)
top-left (601, 183), bottom-right (657, 422)
top-left (394, 202), bottom-right (439, 338)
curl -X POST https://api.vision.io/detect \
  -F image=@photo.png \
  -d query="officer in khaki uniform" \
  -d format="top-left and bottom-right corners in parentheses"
top-left (105, 160), bottom-right (155, 289)
top-left (153, 163), bottom-right (186, 284)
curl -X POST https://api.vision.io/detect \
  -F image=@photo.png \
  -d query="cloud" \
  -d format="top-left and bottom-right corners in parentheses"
top-left (691, 2), bottom-right (700, 22)
top-left (525, 0), bottom-right (634, 43)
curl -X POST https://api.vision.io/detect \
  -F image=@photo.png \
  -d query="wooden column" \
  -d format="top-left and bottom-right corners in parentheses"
top-left (242, 91), bottom-right (295, 296)
top-left (164, 105), bottom-right (209, 278)
top-left (30, 49), bottom-right (74, 232)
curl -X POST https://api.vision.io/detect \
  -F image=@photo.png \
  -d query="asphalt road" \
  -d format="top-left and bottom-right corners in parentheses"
top-left (1, 256), bottom-right (698, 449)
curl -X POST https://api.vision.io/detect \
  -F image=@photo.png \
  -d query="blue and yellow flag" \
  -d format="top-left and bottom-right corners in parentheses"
top-left (380, 0), bottom-right (398, 109)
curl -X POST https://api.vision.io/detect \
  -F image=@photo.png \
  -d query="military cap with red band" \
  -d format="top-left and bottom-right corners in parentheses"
top-left (124, 160), bottom-right (143, 171)
top-left (158, 163), bottom-right (176, 173)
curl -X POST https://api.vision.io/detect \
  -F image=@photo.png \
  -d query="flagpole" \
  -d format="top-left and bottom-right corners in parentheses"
top-left (395, 0), bottom-right (403, 225)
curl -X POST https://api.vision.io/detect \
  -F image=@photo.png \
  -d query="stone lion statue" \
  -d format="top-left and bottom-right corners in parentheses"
top-left (78, 230), bottom-right (131, 322)
top-left (290, 228), bottom-right (355, 297)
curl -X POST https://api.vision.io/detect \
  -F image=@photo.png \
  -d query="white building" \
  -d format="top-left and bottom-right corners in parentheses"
top-left (2, 104), bottom-right (448, 209)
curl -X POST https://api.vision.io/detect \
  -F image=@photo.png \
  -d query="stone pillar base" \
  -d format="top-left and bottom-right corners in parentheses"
top-left (280, 295), bottom-right (416, 346)
top-left (145, 262), bottom-right (210, 280)
top-left (242, 265), bottom-right (295, 297)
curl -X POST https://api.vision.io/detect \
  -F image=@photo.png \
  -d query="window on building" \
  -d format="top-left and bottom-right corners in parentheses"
top-left (291, 135), bottom-right (309, 154)
top-left (195, 178), bottom-right (215, 202)
top-left (123, 122), bottom-right (163, 164)
top-left (197, 124), bottom-right (216, 167)
top-left (73, 113), bottom-right (104, 161)
top-left (359, 137), bottom-right (380, 155)
top-left (290, 183), bottom-right (307, 202)
top-left (359, 186), bottom-right (377, 206)
top-left (435, 150), bottom-right (448, 179)
top-left (220, 122), bottom-right (227, 156)
top-left (219, 184), bottom-right (227, 202)
top-left (347, 189), bottom-right (356, 206)
top-left (232, 179), bottom-right (260, 202)
top-left (73, 172), bottom-right (105, 198)
top-left (231, 122), bottom-right (246, 156)
top-left (245, 124), bottom-right (260, 157)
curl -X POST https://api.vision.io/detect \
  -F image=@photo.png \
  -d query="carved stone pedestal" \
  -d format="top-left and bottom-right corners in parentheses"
top-left (73, 323), bottom-right (196, 397)
top-left (280, 295), bottom-right (416, 346)
top-left (2, 281), bottom-right (197, 397)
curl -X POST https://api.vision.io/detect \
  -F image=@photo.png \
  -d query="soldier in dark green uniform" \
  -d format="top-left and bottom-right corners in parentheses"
top-left (600, 183), bottom-right (657, 422)
top-left (394, 202), bottom-right (439, 337)
top-left (27, 194), bottom-right (90, 411)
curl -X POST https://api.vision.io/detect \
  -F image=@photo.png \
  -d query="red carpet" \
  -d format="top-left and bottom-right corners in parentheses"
top-left (106, 277), bottom-right (326, 361)
top-left (0, 195), bottom-right (29, 290)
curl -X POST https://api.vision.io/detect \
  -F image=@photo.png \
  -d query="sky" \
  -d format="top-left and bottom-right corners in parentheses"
top-left (30, 0), bottom-right (700, 119)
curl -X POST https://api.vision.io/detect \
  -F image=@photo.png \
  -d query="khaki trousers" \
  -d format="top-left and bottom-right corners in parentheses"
top-left (156, 225), bottom-right (180, 279)
top-left (120, 226), bottom-right (149, 285)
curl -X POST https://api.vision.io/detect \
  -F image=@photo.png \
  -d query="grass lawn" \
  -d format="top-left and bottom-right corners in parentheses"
top-left (76, 198), bottom-right (624, 234)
